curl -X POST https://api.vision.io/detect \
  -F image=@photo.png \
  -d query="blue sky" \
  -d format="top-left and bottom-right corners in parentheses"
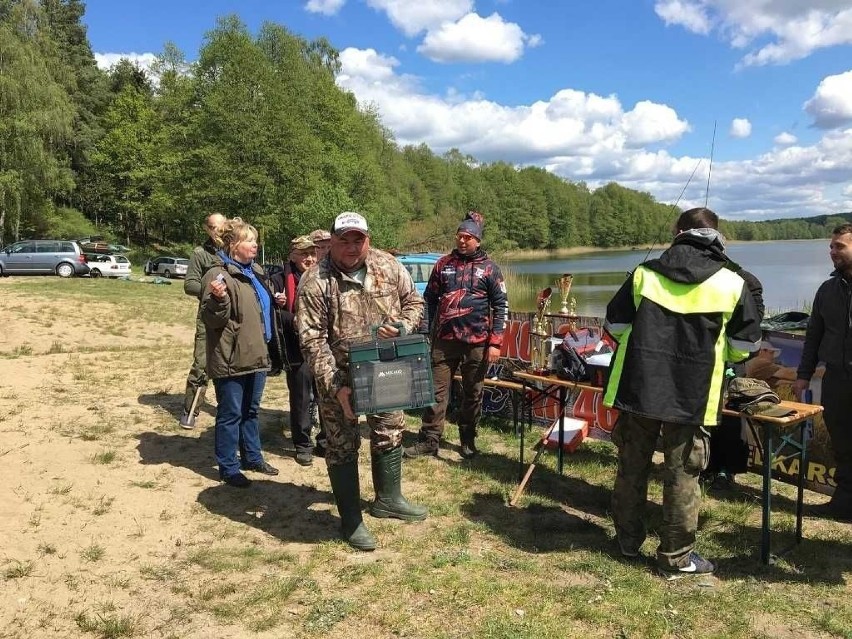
top-left (83, 0), bottom-right (852, 221)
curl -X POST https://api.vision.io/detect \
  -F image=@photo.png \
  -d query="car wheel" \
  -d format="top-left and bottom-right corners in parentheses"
top-left (90, 269), bottom-right (102, 278)
top-left (163, 269), bottom-right (171, 278)
top-left (56, 263), bottom-right (74, 278)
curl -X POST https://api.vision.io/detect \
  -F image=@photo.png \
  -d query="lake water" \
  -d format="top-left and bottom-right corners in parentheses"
top-left (506, 239), bottom-right (833, 317)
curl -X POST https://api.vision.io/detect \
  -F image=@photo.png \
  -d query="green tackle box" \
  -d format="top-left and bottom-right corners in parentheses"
top-left (348, 334), bottom-right (435, 415)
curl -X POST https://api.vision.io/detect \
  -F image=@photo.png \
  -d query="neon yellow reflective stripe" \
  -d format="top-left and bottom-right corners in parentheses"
top-left (634, 267), bottom-right (743, 314)
top-left (603, 325), bottom-right (631, 408)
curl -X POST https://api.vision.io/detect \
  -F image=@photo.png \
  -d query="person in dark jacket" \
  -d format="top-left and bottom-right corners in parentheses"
top-left (603, 207), bottom-right (762, 580)
top-left (404, 211), bottom-right (509, 460)
top-left (201, 217), bottom-right (280, 488)
top-left (180, 212), bottom-right (226, 429)
top-left (795, 223), bottom-right (852, 521)
top-left (271, 235), bottom-right (326, 467)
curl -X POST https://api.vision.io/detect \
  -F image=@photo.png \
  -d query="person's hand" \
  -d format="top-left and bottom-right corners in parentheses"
top-left (376, 319), bottom-right (401, 339)
top-left (487, 345), bottom-right (501, 363)
top-left (210, 274), bottom-right (228, 299)
top-left (793, 378), bottom-right (809, 400)
top-left (336, 385), bottom-right (356, 421)
top-left (273, 291), bottom-right (287, 307)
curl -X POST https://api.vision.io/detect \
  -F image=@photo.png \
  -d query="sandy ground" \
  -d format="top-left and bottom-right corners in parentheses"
top-left (0, 279), bottom-right (337, 638)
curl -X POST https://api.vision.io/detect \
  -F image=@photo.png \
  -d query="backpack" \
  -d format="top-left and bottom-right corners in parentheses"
top-left (552, 343), bottom-right (588, 383)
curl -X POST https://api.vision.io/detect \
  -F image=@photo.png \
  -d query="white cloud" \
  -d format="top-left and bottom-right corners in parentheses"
top-left (337, 46), bottom-right (852, 219)
top-left (94, 52), bottom-right (157, 73)
top-left (417, 12), bottom-right (540, 63)
top-left (366, 0), bottom-right (473, 36)
top-left (729, 117), bottom-right (752, 138)
top-left (654, 0), bottom-right (712, 34)
top-left (653, 1), bottom-right (852, 67)
top-left (304, 0), bottom-right (346, 16)
top-left (774, 132), bottom-right (798, 146)
top-left (804, 70), bottom-right (852, 129)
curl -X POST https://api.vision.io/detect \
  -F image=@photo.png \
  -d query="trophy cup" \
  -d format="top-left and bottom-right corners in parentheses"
top-left (557, 273), bottom-right (574, 315)
top-left (529, 287), bottom-right (553, 374)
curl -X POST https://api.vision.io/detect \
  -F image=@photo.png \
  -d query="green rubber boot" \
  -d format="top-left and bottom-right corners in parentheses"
top-left (327, 462), bottom-right (376, 551)
top-left (369, 446), bottom-right (428, 521)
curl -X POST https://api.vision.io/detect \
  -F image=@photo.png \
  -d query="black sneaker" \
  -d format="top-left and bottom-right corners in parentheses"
top-left (404, 441), bottom-right (438, 458)
top-left (242, 461), bottom-right (279, 476)
top-left (295, 452), bottom-right (313, 467)
top-left (222, 473), bottom-right (252, 488)
top-left (312, 443), bottom-right (326, 458)
top-left (658, 552), bottom-right (716, 581)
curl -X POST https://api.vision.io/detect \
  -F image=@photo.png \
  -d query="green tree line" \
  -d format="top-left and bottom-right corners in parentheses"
top-left (2, 1), bottom-right (849, 256)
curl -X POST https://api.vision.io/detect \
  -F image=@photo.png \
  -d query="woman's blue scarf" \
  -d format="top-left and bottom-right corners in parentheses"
top-left (217, 251), bottom-right (272, 343)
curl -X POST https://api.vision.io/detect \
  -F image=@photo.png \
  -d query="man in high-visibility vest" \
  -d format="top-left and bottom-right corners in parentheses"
top-left (603, 207), bottom-right (762, 580)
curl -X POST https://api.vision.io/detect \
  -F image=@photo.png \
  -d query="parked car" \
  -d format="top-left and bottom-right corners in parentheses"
top-left (87, 253), bottom-right (132, 278)
top-left (144, 256), bottom-right (188, 278)
top-left (395, 252), bottom-right (442, 294)
top-left (0, 239), bottom-right (89, 278)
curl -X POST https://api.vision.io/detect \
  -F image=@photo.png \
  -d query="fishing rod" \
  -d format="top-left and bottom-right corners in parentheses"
top-left (640, 156), bottom-right (703, 264)
top-left (704, 120), bottom-right (717, 208)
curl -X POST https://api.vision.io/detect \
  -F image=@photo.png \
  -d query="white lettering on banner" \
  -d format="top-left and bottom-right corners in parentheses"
top-left (378, 369), bottom-right (405, 378)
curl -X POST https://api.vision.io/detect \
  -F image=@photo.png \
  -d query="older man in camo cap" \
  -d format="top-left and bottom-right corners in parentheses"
top-left (270, 235), bottom-right (325, 466)
top-left (309, 229), bottom-right (331, 262)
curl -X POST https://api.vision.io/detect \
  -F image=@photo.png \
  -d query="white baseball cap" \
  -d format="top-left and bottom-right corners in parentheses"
top-left (332, 212), bottom-right (369, 236)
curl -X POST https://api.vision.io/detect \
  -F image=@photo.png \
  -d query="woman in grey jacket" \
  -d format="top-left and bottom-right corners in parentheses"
top-left (201, 218), bottom-right (279, 488)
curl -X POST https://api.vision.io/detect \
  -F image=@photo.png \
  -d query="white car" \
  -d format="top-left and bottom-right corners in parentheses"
top-left (144, 256), bottom-right (188, 278)
top-left (87, 253), bottom-right (132, 278)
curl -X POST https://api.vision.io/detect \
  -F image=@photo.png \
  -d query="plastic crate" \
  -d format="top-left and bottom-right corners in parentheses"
top-left (348, 334), bottom-right (435, 415)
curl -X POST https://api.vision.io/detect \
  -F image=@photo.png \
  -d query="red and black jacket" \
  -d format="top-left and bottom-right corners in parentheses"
top-left (423, 249), bottom-right (508, 347)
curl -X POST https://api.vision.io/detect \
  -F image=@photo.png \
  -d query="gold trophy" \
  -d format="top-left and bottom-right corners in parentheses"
top-left (557, 273), bottom-right (574, 315)
top-left (529, 287), bottom-right (553, 374)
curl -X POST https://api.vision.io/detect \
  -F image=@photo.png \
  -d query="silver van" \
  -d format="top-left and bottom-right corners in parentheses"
top-left (0, 240), bottom-right (90, 277)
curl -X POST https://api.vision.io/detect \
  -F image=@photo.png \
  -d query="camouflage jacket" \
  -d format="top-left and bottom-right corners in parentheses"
top-left (297, 248), bottom-right (424, 398)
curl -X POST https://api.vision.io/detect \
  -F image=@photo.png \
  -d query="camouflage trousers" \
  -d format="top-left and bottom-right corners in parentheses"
top-left (317, 391), bottom-right (404, 467)
top-left (611, 412), bottom-right (710, 569)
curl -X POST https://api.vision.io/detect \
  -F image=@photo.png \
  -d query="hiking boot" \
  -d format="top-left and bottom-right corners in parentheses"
top-left (403, 440), bottom-right (438, 459)
top-left (295, 451), bottom-right (314, 467)
top-left (179, 411), bottom-right (196, 430)
top-left (657, 552), bottom-right (716, 581)
top-left (460, 438), bottom-right (478, 460)
top-left (222, 473), bottom-right (251, 488)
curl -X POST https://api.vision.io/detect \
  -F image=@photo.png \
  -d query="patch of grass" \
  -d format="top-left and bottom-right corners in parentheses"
top-left (303, 597), bottom-right (355, 633)
top-left (128, 480), bottom-right (158, 489)
top-left (37, 542), bottom-right (57, 555)
top-left (81, 544), bottom-right (106, 562)
top-left (4, 560), bottom-right (34, 579)
top-left (81, 424), bottom-right (116, 441)
top-left (74, 610), bottom-right (138, 638)
top-left (46, 340), bottom-right (66, 354)
top-left (187, 547), bottom-right (295, 573)
top-left (90, 450), bottom-right (117, 465)
top-left (140, 563), bottom-right (177, 581)
top-left (48, 483), bottom-right (73, 495)
top-left (92, 496), bottom-right (115, 516)
top-left (1, 343), bottom-right (34, 358)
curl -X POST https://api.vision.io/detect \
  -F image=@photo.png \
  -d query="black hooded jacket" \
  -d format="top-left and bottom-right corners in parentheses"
top-left (797, 270), bottom-right (852, 379)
